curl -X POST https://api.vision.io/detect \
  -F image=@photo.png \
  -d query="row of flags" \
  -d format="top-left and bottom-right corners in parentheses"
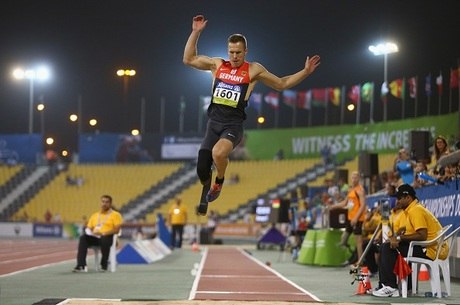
top-left (200, 67), bottom-right (460, 114)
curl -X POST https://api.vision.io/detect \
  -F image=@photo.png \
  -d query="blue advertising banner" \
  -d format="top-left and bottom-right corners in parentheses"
top-left (367, 179), bottom-right (460, 229)
top-left (79, 133), bottom-right (156, 163)
top-left (33, 223), bottom-right (63, 237)
top-left (0, 134), bottom-right (42, 164)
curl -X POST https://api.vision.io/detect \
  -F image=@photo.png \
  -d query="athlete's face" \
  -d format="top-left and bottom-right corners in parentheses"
top-left (227, 42), bottom-right (247, 68)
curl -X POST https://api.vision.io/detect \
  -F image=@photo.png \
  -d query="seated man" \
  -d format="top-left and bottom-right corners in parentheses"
top-left (73, 194), bottom-right (123, 272)
top-left (372, 184), bottom-right (447, 297)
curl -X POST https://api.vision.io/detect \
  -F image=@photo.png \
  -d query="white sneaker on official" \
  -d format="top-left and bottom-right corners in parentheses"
top-left (372, 284), bottom-right (400, 297)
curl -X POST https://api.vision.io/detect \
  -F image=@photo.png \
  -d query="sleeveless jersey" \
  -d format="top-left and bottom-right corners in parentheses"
top-left (208, 61), bottom-right (251, 123)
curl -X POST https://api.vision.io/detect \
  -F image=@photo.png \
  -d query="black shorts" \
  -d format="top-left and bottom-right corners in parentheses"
top-left (200, 120), bottom-right (243, 151)
top-left (345, 221), bottom-right (363, 235)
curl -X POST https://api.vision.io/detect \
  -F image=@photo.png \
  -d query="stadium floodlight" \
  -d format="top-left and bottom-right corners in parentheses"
top-left (12, 66), bottom-right (51, 134)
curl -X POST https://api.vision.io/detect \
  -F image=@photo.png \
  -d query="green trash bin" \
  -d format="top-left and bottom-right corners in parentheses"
top-left (297, 230), bottom-right (316, 265)
top-left (313, 229), bottom-right (351, 266)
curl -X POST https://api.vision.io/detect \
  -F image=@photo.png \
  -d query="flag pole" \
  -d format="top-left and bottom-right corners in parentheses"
top-left (324, 88), bottom-right (328, 126)
top-left (160, 96), bottom-right (165, 134)
top-left (356, 85), bottom-right (361, 125)
top-left (414, 76), bottom-right (418, 118)
top-left (291, 93), bottom-right (297, 128)
top-left (458, 59), bottom-right (460, 129)
top-left (427, 74), bottom-right (431, 116)
top-left (402, 77), bottom-right (406, 120)
top-left (258, 95), bottom-right (263, 130)
top-left (438, 70), bottom-right (442, 115)
top-left (340, 85), bottom-right (345, 125)
top-left (369, 82), bottom-right (374, 123)
top-left (275, 102), bottom-right (279, 128)
top-left (140, 97), bottom-right (146, 134)
top-left (449, 68), bottom-right (453, 113)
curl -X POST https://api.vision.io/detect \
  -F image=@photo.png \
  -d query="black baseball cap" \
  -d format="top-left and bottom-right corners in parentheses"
top-left (395, 184), bottom-right (416, 198)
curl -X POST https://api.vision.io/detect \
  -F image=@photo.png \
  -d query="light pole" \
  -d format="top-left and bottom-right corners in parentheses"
top-left (12, 67), bottom-right (50, 134)
top-left (116, 69), bottom-right (136, 103)
top-left (368, 42), bottom-right (398, 121)
top-left (37, 103), bottom-right (45, 135)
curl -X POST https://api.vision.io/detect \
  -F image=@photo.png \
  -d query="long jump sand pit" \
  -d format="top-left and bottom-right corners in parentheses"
top-left (63, 300), bottom-right (359, 305)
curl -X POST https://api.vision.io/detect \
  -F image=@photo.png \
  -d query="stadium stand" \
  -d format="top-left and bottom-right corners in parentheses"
top-left (148, 159), bottom-right (324, 224)
top-left (12, 163), bottom-right (182, 223)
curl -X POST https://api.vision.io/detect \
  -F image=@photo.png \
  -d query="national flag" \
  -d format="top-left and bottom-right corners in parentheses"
top-left (436, 72), bottom-right (443, 96)
top-left (282, 89), bottom-right (297, 107)
top-left (328, 87), bottom-right (341, 106)
top-left (199, 95), bottom-right (212, 113)
top-left (450, 68), bottom-right (459, 89)
top-left (248, 92), bottom-right (262, 113)
top-left (425, 74), bottom-right (432, 97)
top-left (264, 91), bottom-right (280, 109)
top-left (408, 77), bottom-right (417, 98)
top-left (361, 82), bottom-right (373, 103)
top-left (381, 81), bottom-right (389, 97)
top-left (311, 88), bottom-right (327, 107)
top-left (297, 90), bottom-right (311, 110)
top-left (389, 79), bottom-right (404, 99)
top-left (348, 85), bottom-right (360, 104)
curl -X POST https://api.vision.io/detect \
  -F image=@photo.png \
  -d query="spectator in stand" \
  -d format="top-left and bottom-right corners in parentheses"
top-left (72, 195), bottom-right (123, 272)
top-left (337, 176), bottom-right (349, 196)
top-left (325, 178), bottom-right (339, 199)
top-left (44, 209), bottom-right (52, 223)
top-left (413, 161), bottom-right (429, 188)
top-left (439, 163), bottom-right (457, 182)
top-left (393, 148), bottom-right (416, 185)
top-left (430, 135), bottom-right (451, 179)
top-left (53, 213), bottom-right (62, 223)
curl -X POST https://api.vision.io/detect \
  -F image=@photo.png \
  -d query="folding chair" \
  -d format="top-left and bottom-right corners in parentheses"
top-left (438, 226), bottom-right (460, 296)
top-left (92, 230), bottom-right (121, 272)
top-left (401, 224), bottom-right (452, 298)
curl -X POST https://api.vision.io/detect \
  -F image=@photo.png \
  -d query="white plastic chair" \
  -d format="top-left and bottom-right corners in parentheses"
top-left (438, 226), bottom-right (460, 296)
top-left (92, 230), bottom-right (121, 272)
top-left (402, 224), bottom-right (452, 298)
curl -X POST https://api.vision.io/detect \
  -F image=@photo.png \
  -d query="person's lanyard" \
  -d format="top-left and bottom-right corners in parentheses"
top-left (96, 210), bottom-right (112, 228)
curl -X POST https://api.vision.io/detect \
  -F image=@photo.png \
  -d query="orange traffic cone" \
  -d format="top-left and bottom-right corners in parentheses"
top-left (418, 264), bottom-right (430, 281)
top-left (356, 266), bottom-right (372, 295)
top-left (191, 242), bottom-right (200, 252)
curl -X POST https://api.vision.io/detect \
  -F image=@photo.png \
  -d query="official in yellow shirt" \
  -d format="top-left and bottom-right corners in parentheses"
top-left (168, 197), bottom-right (187, 249)
top-left (73, 195), bottom-right (123, 272)
top-left (373, 184), bottom-right (446, 297)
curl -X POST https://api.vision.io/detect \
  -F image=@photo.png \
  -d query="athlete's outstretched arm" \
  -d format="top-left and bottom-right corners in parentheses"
top-left (253, 55), bottom-right (321, 91)
top-left (183, 15), bottom-right (216, 71)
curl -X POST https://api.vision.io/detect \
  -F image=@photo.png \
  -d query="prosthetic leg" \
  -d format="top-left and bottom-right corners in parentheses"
top-left (196, 149), bottom-right (213, 216)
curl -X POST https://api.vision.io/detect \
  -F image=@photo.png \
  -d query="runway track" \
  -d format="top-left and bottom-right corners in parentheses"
top-left (0, 239), bottom-right (77, 276)
top-left (0, 240), bottom-right (321, 304)
top-left (191, 247), bottom-right (320, 302)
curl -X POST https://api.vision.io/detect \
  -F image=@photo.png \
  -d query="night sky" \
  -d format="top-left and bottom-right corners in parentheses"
top-left (1, 0), bottom-right (459, 153)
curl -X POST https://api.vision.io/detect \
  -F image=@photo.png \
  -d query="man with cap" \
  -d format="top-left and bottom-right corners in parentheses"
top-left (372, 184), bottom-right (447, 297)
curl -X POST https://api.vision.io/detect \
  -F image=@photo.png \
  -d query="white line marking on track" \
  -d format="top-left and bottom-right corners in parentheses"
top-left (196, 290), bottom-right (309, 295)
top-left (200, 274), bottom-right (278, 278)
top-left (188, 247), bottom-right (207, 300)
top-left (238, 247), bottom-right (322, 302)
top-left (0, 259), bottom-right (74, 278)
